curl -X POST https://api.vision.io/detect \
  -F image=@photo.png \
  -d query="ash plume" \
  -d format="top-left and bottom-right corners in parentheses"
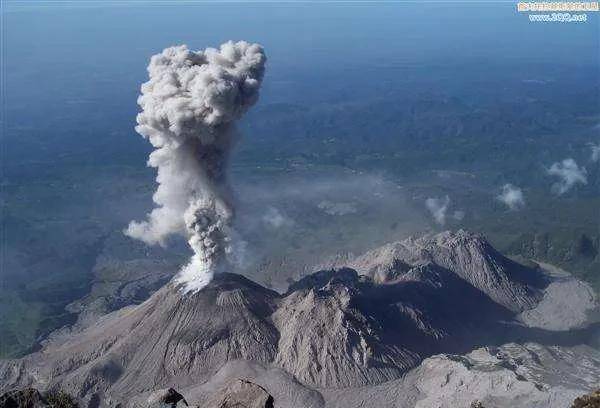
top-left (125, 41), bottom-right (266, 292)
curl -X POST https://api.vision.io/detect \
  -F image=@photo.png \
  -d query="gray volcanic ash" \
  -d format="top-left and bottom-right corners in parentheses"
top-left (125, 41), bottom-right (266, 292)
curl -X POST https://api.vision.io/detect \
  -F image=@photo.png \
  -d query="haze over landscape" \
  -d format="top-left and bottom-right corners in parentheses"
top-left (1, 2), bottom-right (599, 407)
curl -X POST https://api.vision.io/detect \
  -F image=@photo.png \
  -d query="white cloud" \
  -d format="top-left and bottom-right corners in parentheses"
top-left (262, 207), bottom-right (294, 229)
top-left (453, 210), bottom-right (465, 221)
top-left (425, 196), bottom-right (450, 226)
top-left (589, 143), bottom-right (600, 162)
top-left (546, 158), bottom-right (587, 195)
top-left (497, 184), bottom-right (525, 210)
top-left (317, 200), bottom-right (358, 216)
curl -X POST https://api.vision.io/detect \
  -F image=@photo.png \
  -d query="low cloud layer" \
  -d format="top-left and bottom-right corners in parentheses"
top-left (546, 158), bottom-right (587, 195)
top-left (497, 184), bottom-right (525, 210)
top-left (425, 196), bottom-right (450, 226)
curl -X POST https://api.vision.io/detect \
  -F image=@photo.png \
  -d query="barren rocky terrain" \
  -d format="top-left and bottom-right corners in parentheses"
top-left (1, 231), bottom-right (598, 407)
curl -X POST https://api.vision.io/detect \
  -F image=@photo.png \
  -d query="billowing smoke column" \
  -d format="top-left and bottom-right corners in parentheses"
top-left (125, 41), bottom-right (266, 293)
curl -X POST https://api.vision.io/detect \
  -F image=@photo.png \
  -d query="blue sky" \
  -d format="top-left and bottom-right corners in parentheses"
top-left (4, 2), bottom-right (598, 72)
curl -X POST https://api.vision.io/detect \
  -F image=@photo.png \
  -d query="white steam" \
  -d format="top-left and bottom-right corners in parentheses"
top-left (125, 41), bottom-right (266, 293)
top-left (546, 158), bottom-right (587, 195)
top-left (453, 210), bottom-right (465, 221)
top-left (318, 200), bottom-right (358, 216)
top-left (262, 207), bottom-right (294, 229)
top-left (497, 184), bottom-right (525, 210)
top-left (589, 143), bottom-right (600, 162)
top-left (425, 196), bottom-right (450, 226)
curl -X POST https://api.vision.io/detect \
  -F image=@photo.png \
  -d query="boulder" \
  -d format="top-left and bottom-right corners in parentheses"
top-left (572, 390), bottom-right (600, 408)
top-left (147, 388), bottom-right (188, 408)
top-left (0, 388), bottom-right (47, 408)
top-left (207, 379), bottom-right (274, 408)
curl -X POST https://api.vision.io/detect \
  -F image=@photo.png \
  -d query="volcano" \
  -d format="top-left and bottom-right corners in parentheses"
top-left (1, 231), bottom-right (597, 408)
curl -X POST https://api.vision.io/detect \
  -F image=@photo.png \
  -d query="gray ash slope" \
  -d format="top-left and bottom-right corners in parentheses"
top-left (0, 231), bottom-right (583, 407)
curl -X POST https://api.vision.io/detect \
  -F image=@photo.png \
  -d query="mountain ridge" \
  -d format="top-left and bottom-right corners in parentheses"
top-left (0, 230), bottom-right (596, 408)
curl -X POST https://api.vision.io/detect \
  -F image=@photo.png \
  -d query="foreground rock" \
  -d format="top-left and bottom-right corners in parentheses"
top-left (572, 390), bottom-right (600, 408)
top-left (206, 379), bottom-right (274, 408)
top-left (147, 388), bottom-right (188, 408)
top-left (0, 388), bottom-right (46, 408)
top-left (0, 389), bottom-right (77, 408)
